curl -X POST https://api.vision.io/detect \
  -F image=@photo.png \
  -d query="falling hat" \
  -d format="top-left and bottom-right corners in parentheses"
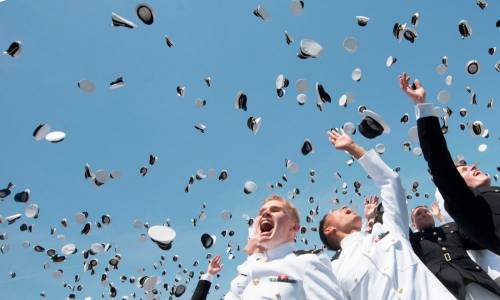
top-left (253, 5), bottom-right (270, 21)
top-left (466, 60), bottom-right (480, 75)
top-left (358, 110), bottom-right (390, 139)
top-left (45, 131), bottom-right (66, 143)
top-left (316, 82), bottom-right (331, 103)
top-left (284, 31), bottom-right (294, 45)
top-left (297, 39), bottom-right (323, 59)
top-left (411, 12), bottom-right (420, 27)
top-left (301, 139), bottom-right (313, 155)
top-left (78, 80), bottom-right (96, 92)
top-left (165, 36), bottom-right (175, 48)
top-left (136, 4), bottom-right (154, 25)
top-left (343, 37), bottom-right (358, 53)
top-left (200, 233), bottom-right (216, 249)
top-left (458, 20), bottom-right (472, 38)
top-left (14, 189), bottom-right (30, 203)
top-left (148, 225), bottom-right (176, 250)
top-left (111, 12), bottom-right (137, 29)
top-left (173, 284), bottom-right (186, 297)
top-left (33, 124), bottom-right (51, 141)
top-left (243, 181), bottom-right (257, 194)
top-left (356, 16), bottom-right (369, 26)
top-left (351, 68), bottom-right (362, 81)
top-left (403, 26), bottom-right (418, 43)
top-left (234, 90), bottom-right (247, 111)
top-left (247, 117), bottom-right (262, 135)
top-left (386, 56), bottom-right (397, 68)
top-left (109, 76), bottom-right (125, 89)
top-left (25, 203), bottom-right (39, 218)
top-left (4, 41), bottom-right (22, 57)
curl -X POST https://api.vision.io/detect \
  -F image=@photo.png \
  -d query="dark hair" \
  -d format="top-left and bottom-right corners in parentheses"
top-left (318, 214), bottom-right (340, 251)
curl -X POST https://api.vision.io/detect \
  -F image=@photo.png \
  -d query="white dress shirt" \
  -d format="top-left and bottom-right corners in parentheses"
top-left (332, 149), bottom-right (456, 300)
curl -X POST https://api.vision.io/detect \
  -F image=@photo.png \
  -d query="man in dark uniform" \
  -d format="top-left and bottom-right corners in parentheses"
top-left (410, 205), bottom-right (500, 299)
top-left (400, 73), bottom-right (500, 256)
top-left (399, 73), bottom-right (500, 299)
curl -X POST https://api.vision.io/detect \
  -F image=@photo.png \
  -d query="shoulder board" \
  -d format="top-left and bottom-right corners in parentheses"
top-left (293, 249), bottom-right (323, 256)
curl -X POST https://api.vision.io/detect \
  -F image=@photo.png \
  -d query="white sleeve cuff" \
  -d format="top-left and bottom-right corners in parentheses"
top-left (415, 103), bottom-right (435, 120)
top-left (201, 273), bottom-right (214, 282)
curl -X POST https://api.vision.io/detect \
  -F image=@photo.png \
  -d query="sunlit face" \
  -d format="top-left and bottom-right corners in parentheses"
top-left (457, 165), bottom-right (491, 188)
top-left (412, 206), bottom-right (435, 230)
top-left (255, 200), bottom-right (299, 249)
top-left (324, 206), bottom-right (362, 239)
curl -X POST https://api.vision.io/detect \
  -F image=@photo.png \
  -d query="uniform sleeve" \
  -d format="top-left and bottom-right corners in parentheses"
top-left (357, 149), bottom-right (408, 238)
top-left (303, 255), bottom-right (348, 300)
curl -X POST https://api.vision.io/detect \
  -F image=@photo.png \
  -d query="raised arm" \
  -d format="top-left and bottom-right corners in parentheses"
top-left (399, 73), bottom-right (476, 217)
top-left (192, 255), bottom-right (223, 300)
top-left (328, 130), bottom-right (408, 237)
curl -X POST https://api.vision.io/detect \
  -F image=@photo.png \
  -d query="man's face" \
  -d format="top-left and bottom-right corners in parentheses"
top-left (457, 164), bottom-right (491, 188)
top-left (325, 206), bottom-right (362, 236)
top-left (255, 200), bottom-right (298, 249)
top-left (412, 206), bottom-right (435, 230)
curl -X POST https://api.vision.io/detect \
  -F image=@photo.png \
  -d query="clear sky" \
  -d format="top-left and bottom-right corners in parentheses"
top-left (0, 0), bottom-right (498, 299)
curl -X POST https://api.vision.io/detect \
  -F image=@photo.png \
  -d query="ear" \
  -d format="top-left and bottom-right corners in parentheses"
top-left (292, 223), bottom-right (300, 232)
top-left (324, 226), bottom-right (336, 236)
top-left (411, 223), bottom-right (417, 230)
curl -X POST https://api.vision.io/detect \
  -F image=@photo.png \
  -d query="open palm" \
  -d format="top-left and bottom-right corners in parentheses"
top-left (328, 130), bottom-right (353, 151)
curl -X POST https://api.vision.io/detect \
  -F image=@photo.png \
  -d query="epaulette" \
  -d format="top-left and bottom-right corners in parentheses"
top-left (294, 248), bottom-right (323, 256)
top-left (331, 249), bottom-right (342, 261)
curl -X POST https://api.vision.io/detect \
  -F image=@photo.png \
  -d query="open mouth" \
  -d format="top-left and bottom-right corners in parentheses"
top-left (260, 219), bottom-right (274, 235)
top-left (473, 170), bottom-right (481, 176)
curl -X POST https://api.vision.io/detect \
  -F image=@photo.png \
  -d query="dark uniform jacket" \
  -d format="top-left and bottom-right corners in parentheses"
top-left (410, 222), bottom-right (500, 300)
top-left (191, 279), bottom-right (211, 300)
top-left (417, 114), bottom-right (500, 255)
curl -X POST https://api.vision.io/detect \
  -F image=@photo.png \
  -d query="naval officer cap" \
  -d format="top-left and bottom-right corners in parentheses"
top-left (358, 110), bottom-right (391, 139)
top-left (148, 225), bottom-right (176, 250)
top-left (136, 4), bottom-right (154, 25)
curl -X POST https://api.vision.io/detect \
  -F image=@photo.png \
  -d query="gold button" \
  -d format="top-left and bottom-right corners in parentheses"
top-left (433, 232), bottom-right (437, 235)
top-left (420, 237), bottom-right (424, 241)
top-left (476, 266), bottom-right (481, 270)
top-left (442, 247), bottom-right (447, 251)
top-left (450, 231), bottom-right (454, 233)
top-left (253, 279), bottom-right (260, 286)
top-left (438, 237), bottom-right (442, 241)
top-left (397, 287), bottom-right (404, 294)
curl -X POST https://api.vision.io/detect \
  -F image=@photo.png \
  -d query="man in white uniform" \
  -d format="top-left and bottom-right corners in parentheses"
top-left (319, 130), bottom-right (456, 300)
top-left (224, 195), bottom-right (346, 300)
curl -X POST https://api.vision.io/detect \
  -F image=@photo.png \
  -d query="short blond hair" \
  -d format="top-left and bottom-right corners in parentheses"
top-left (261, 195), bottom-right (300, 225)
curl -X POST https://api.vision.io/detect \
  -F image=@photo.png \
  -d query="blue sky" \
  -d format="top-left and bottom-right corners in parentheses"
top-left (0, 0), bottom-right (498, 299)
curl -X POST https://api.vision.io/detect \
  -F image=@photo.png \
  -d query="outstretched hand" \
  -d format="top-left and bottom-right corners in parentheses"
top-left (327, 130), bottom-right (354, 151)
top-left (399, 73), bottom-right (426, 104)
top-left (364, 195), bottom-right (380, 221)
top-left (207, 255), bottom-right (223, 276)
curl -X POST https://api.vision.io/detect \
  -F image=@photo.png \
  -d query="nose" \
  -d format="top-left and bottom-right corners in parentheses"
top-left (261, 211), bottom-right (271, 218)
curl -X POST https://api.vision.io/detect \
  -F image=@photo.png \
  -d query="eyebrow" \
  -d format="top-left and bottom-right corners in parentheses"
top-left (258, 205), bottom-right (282, 215)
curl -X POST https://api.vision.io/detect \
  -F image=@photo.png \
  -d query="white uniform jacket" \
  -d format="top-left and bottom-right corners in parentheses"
top-left (225, 242), bottom-right (346, 300)
top-left (332, 149), bottom-right (456, 300)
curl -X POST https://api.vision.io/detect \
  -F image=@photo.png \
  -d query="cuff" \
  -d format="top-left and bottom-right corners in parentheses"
top-left (357, 149), bottom-right (377, 166)
top-left (200, 273), bottom-right (214, 282)
top-left (415, 103), bottom-right (435, 120)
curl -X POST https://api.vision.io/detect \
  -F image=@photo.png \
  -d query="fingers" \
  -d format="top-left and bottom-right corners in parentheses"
top-left (414, 79), bottom-right (422, 89)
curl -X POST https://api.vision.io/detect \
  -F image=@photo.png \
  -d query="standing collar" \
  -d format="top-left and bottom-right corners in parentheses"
top-left (265, 241), bottom-right (295, 260)
top-left (340, 231), bottom-right (362, 250)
